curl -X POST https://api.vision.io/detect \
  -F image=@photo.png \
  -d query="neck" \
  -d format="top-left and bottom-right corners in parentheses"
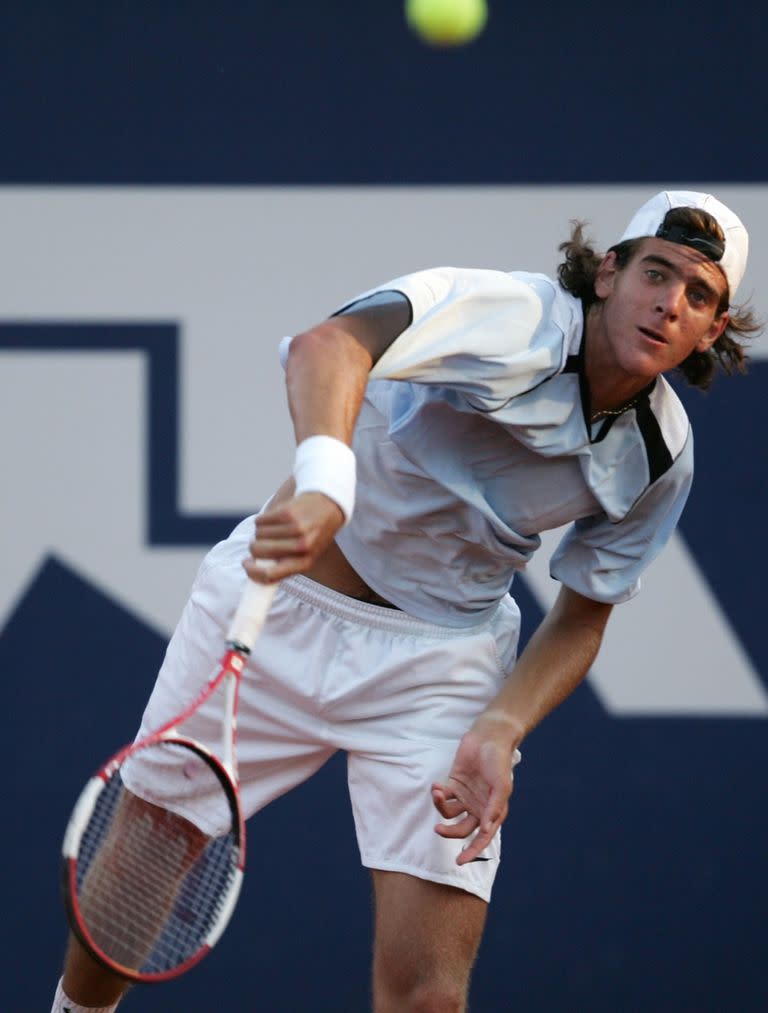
top-left (584, 305), bottom-right (651, 416)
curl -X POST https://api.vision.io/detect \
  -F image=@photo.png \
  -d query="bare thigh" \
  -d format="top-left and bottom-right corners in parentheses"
top-left (371, 870), bottom-right (488, 1013)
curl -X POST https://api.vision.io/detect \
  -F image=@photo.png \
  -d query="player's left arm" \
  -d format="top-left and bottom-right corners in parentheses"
top-left (432, 586), bottom-right (613, 863)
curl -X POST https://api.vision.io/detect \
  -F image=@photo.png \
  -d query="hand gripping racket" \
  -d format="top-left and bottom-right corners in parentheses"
top-left (61, 578), bottom-right (277, 983)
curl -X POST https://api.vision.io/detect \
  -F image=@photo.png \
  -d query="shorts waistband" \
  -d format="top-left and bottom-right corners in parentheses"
top-left (281, 575), bottom-right (500, 639)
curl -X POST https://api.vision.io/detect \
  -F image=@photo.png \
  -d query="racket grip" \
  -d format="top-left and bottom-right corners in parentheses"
top-left (227, 573), bottom-right (278, 651)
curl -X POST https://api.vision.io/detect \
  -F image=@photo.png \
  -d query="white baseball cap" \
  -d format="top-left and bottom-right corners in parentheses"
top-left (619, 190), bottom-right (748, 297)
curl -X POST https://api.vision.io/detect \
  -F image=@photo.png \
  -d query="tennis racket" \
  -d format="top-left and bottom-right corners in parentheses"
top-left (61, 577), bottom-right (277, 983)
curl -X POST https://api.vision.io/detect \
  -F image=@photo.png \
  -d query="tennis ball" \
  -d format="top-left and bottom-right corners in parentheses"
top-left (405, 0), bottom-right (488, 47)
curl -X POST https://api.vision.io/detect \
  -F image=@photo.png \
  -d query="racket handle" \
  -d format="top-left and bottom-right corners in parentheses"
top-left (227, 572), bottom-right (278, 651)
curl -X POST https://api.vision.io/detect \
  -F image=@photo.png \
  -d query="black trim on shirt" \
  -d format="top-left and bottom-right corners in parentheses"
top-left (332, 289), bottom-right (414, 329)
top-left (635, 397), bottom-right (674, 483)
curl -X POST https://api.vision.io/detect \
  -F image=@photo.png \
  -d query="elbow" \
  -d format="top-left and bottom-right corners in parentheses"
top-left (287, 323), bottom-right (373, 378)
top-left (286, 325), bottom-right (338, 367)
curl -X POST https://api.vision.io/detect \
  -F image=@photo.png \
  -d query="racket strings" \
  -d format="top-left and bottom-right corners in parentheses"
top-left (74, 751), bottom-right (239, 976)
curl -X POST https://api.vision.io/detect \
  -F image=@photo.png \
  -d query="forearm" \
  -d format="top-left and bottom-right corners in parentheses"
top-left (286, 322), bottom-right (374, 445)
top-left (433, 590), bottom-right (612, 863)
top-left (480, 588), bottom-right (612, 748)
top-left (247, 303), bottom-right (409, 582)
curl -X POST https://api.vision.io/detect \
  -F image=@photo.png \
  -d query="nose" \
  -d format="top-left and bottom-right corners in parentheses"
top-left (655, 283), bottom-right (685, 319)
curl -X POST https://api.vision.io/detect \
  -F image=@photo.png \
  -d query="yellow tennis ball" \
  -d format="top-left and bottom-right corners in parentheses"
top-left (405, 0), bottom-right (488, 47)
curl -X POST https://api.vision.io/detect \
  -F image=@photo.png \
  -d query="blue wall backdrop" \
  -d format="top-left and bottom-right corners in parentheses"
top-left (1, 3), bottom-right (766, 1011)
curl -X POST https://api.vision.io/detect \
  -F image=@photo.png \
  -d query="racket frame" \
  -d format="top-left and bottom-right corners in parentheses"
top-left (61, 578), bottom-right (276, 983)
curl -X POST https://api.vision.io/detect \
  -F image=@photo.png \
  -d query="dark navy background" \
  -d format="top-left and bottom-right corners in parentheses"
top-left (2, 3), bottom-right (766, 1011)
top-left (2, 1), bottom-right (768, 184)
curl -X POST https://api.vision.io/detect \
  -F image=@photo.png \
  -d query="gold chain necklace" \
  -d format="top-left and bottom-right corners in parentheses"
top-left (591, 396), bottom-right (640, 423)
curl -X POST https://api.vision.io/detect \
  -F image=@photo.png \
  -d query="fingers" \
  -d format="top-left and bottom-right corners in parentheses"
top-left (432, 776), bottom-right (511, 864)
top-left (245, 529), bottom-right (315, 581)
top-left (244, 494), bottom-right (344, 581)
top-left (256, 493), bottom-right (343, 531)
top-left (248, 536), bottom-right (312, 565)
top-left (455, 825), bottom-right (496, 866)
top-left (431, 775), bottom-right (489, 827)
top-left (434, 812), bottom-right (479, 839)
top-left (243, 555), bottom-right (312, 583)
top-left (432, 783), bottom-right (484, 845)
top-left (251, 510), bottom-right (315, 556)
top-left (253, 510), bottom-right (312, 540)
top-left (483, 779), bottom-right (513, 832)
top-left (441, 807), bottom-right (506, 865)
top-left (432, 801), bottom-right (500, 865)
top-left (431, 785), bottom-right (466, 821)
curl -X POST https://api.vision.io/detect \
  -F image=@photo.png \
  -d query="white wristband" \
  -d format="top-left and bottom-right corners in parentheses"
top-left (293, 435), bottom-right (356, 525)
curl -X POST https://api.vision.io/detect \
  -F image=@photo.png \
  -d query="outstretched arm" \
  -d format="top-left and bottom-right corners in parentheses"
top-left (432, 586), bottom-right (613, 863)
top-left (244, 292), bottom-right (411, 584)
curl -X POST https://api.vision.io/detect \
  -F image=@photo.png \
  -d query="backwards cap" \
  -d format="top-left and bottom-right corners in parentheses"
top-left (619, 190), bottom-right (748, 297)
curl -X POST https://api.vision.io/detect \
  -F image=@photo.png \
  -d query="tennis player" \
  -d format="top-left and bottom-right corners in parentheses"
top-left (52, 190), bottom-right (759, 1012)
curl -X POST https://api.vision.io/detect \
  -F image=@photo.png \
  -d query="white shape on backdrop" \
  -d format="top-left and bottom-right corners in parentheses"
top-left (0, 354), bottom-right (204, 636)
top-left (0, 186), bottom-right (765, 714)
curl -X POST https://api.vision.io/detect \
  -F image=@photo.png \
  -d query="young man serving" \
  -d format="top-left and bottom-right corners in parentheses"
top-left (52, 190), bottom-right (758, 1013)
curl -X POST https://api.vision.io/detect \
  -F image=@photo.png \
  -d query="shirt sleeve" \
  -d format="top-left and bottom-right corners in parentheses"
top-left (549, 433), bottom-right (694, 603)
top-left (350, 267), bottom-right (565, 407)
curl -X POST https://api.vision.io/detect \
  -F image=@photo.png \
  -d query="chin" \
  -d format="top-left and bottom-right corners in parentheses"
top-left (622, 346), bottom-right (670, 381)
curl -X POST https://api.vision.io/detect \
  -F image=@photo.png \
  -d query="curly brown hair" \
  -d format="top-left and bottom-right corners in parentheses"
top-left (556, 207), bottom-right (762, 390)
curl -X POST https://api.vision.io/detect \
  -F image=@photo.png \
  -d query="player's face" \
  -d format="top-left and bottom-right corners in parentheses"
top-left (592, 238), bottom-right (730, 383)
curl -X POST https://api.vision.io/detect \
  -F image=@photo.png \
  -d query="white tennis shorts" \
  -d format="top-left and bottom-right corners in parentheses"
top-left (129, 517), bottom-right (522, 903)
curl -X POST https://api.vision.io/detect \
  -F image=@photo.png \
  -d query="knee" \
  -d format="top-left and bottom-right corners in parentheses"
top-left (374, 967), bottom-right (468, 1013)
top-left (405, 981), bottom-right (467, 1013)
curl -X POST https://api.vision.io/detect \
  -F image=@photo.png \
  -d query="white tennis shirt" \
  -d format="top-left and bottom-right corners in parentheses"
top-left (285, 267), bottom-right (693, 628)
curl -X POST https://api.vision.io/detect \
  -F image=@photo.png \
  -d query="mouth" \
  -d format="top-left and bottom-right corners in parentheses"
top-left (638, 326), bottom-right (668, 345)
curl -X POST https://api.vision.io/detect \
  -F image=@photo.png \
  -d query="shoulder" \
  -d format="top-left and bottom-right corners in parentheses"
top-left (359, 266), bottom-right (559, 317)
top-left (366, 269), bottom-right (578, 399)
top-left (511, 273), bottom-right (584, 362)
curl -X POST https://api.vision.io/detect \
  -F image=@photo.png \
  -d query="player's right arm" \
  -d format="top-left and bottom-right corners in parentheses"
top-left (244, 292), bottom-right (411, 583)
top-left (287, 291), bottom-right (411, 445)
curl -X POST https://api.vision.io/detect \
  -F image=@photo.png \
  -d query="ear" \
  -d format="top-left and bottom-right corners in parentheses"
top-left (696, 311), bottom-right (729, 353)
top-left (594, 251), bottom-right (619, 300)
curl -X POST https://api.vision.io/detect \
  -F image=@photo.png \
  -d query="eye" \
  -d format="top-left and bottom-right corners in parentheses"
top-left (688, 288), bottom-right (711, 308)
top-left (645, 268), bottom-right (663, 282)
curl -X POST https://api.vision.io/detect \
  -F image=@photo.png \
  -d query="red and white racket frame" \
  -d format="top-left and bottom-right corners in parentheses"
top-left (61, 577), bottom-right (277, 982)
